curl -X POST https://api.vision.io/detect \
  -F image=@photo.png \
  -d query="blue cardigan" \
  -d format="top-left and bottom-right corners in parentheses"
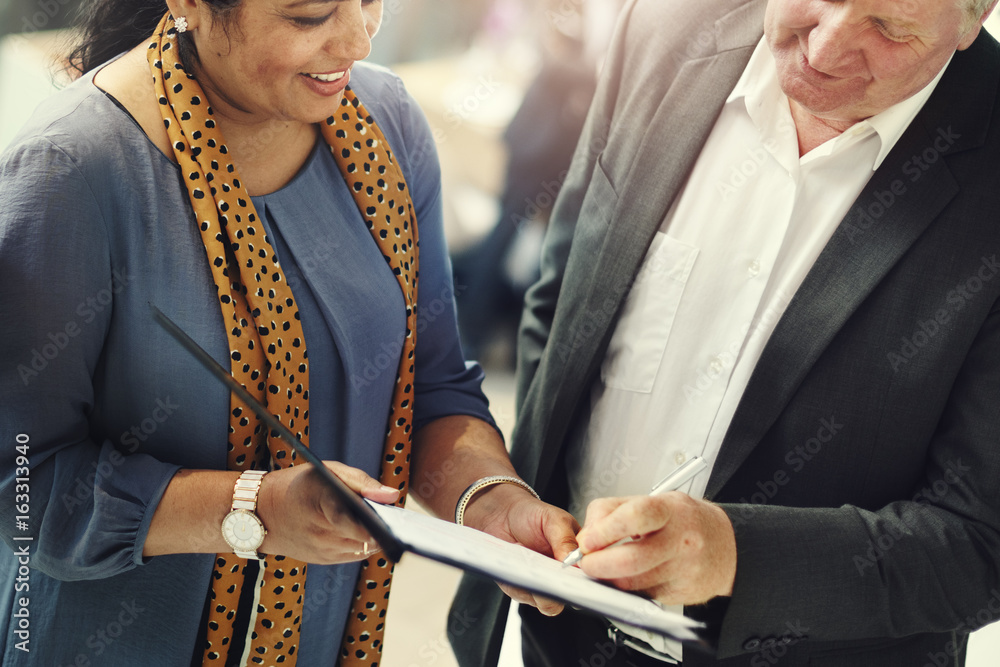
top-left (0, 61), bottom-right (494, 665)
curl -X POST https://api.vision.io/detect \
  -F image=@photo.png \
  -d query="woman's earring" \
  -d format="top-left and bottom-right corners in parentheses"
top-left (175, 16), bottom-right (188, 34)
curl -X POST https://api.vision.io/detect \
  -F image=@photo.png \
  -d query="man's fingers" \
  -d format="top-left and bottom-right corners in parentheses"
top-left (581, 496), bottom-right (628, 526)
top-left (578, 495), bottom-right (671, 553)
top-left (578, 528), bottom-right (676, 579)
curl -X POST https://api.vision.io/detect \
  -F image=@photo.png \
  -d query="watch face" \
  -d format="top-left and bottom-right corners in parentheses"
top-left (222, 510), bottom-right (265, 552)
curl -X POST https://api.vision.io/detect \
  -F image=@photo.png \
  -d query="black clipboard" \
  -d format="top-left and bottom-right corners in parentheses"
top-left (152, 303), bottom-right (708, 645)
top-left (151, 303), bottom-right (406, 562)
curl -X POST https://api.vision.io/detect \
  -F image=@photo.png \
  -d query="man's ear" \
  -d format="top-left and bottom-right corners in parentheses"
top-left (958, 0), bottom-right (999, 51)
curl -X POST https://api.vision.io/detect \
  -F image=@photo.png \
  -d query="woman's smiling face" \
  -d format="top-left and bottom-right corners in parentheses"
top-left (183, 0), bottom-right (383, 125)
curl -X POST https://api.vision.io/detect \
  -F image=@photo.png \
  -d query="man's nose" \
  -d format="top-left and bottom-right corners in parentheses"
top-left (806, 16), bottom-right (863, 74)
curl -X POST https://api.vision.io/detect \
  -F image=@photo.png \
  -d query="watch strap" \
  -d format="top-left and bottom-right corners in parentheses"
top-left (228, 469), bottom-right (267, 559)
top-left (232, 469), bottom-right (267, 511)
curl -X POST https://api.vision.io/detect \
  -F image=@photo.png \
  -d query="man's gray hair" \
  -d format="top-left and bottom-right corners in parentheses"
top-left (967, 0), bottom-right (995, 19)
top-left (962, 0), bottom-right (995, 32)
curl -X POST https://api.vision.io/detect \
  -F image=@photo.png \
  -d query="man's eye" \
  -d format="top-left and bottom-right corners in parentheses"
top-left (873, 18), bottom-right (910, 42)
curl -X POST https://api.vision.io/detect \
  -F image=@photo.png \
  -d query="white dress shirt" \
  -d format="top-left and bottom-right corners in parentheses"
top-left (564, 38), bottom-right (950, 660)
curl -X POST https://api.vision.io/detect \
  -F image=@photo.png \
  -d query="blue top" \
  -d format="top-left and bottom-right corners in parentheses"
top-left (0, 61), bottom-right (494, 665)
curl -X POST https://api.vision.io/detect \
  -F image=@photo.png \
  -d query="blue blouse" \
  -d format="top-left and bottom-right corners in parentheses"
top-left (0, 61), bottom-right (494, 665)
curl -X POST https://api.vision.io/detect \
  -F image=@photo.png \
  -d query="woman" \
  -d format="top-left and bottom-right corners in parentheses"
top-left (0, 0), bottom-right (576, 664)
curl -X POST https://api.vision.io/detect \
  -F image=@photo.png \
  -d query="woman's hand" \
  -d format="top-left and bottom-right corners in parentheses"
top-left (257, 461), bottom-right (400, 564)
top-left (574, 492), bottom-right (736, 605)
top-left (462, 483), bottom-right (580, 616)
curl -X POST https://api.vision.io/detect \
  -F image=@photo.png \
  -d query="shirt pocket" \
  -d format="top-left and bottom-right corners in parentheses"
top-left (600, 233), bottom-right (699, 393)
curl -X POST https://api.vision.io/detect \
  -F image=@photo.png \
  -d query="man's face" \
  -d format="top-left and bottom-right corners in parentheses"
top-left (765, 0), bottom-right (987, 124)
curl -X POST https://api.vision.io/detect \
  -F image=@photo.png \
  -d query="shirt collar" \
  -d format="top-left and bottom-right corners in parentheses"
top-left (728, 39), bottom-right (953, 170)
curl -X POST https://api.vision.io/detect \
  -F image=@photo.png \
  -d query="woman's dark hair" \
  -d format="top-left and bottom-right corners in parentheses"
top-left (68, 0), bottom-right (240, 76)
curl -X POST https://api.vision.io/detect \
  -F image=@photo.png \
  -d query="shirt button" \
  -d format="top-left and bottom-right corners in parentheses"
top-left (748, 259), bottom-right (761, 277)
top-left (674, 452), bottom-right (687, 465)
top-left (709, 357), bottom-right (724, 374)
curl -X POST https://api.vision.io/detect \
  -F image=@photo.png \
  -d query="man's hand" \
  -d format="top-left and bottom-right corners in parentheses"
top-left (574, 492), bottom-right (736, 605)
top-left (461, 483), bottom-right (580, 616)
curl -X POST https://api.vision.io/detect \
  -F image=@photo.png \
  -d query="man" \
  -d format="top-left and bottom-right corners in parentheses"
top-left (449, 0), bottom-right (1000, 665)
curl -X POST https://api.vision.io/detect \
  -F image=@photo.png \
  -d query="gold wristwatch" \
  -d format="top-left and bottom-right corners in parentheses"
top-left (221, 469), bottom-right (268, 559)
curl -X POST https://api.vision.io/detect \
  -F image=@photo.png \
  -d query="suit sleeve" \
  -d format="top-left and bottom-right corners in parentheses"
top-left (715, 301), bottom-right (1000, 657)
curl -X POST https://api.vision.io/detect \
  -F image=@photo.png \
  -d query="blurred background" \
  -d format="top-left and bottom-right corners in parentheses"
top-left (2, 1), bottom-right (999, 665)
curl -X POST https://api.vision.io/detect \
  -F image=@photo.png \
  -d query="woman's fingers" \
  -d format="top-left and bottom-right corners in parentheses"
top-left (323, 461), bottom-right (400, 503)
top-left (258, 461), bottom-right (399, 563)
top-left (497, 583), bottom-right (565, 617)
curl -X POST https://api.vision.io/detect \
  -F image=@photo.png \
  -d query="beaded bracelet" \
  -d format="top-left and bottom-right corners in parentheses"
top-left (454, 475), bottom-right (541, 526)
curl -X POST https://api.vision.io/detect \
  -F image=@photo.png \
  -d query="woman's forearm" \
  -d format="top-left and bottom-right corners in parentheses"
top-left (143, 469), bottom-right (241, 556)
top-left (409, 415), bottom-right (536, 528)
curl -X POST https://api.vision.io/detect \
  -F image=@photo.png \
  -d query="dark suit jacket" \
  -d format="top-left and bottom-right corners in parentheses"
top-left (450, 0), bottom-right (1000, 665)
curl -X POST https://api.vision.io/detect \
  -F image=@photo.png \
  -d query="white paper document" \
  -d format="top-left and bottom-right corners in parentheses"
top-left (367, 501), bottom-right (704, 642)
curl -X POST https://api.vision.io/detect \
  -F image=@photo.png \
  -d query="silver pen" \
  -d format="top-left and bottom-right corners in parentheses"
top-left (561, 456), bottom-right (709, 568)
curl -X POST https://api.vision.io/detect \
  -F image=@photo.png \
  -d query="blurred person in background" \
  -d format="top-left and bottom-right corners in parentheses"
top-left (367, 0), bottom-right (492, 65)
top-left (0, 0), bottom-right (81, 41)
top-left (452, 0), bottom-right (623, 364)
top-left (451, 0), bottom-right (1000, 665)
top-left (0, 0), bottom-right (576, 664)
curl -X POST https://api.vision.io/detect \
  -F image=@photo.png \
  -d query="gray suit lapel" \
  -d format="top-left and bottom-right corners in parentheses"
top-left (591, 51), bottom-right (758, 303)
top-left (705, 42), bottom-right (994, 498)
top-left (593, 1), bottom-right (765, 293)
top-left (533, 19), bottom-right (764, 494)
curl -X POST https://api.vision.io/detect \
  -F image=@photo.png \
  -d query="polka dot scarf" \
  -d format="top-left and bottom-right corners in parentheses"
top-left (146, 14), bottom-right (418, 667)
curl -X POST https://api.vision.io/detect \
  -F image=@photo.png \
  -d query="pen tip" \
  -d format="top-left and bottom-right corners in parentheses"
top-left (561, 548), bottom-right (582, 568)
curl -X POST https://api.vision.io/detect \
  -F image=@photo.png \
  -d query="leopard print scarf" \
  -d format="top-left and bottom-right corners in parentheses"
top-left (146, 13), bottom-right (418, 666)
